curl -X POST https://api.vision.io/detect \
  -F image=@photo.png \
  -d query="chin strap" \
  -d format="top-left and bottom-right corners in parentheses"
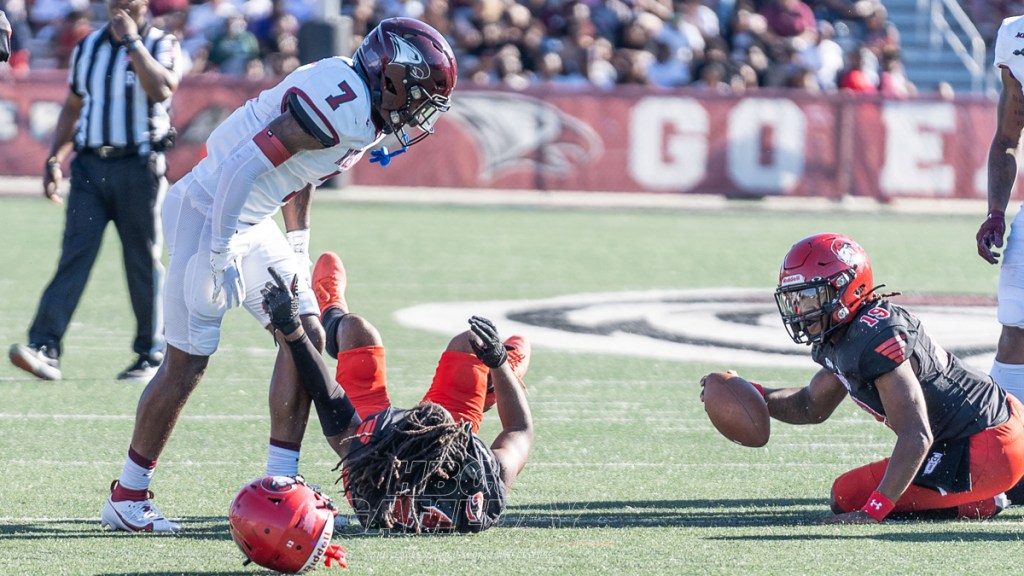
top-left (324, 544), bottom-right (348, 569)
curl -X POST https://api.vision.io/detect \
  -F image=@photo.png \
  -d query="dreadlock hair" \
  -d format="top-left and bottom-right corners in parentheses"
top-left (863, 284), bottom-right (903, 303)
top-left (338, 402), bottom-right (472, 532)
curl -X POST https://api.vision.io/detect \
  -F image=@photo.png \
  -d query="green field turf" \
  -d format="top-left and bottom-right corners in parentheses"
top-left (1, 195), bottom-right (1021, 575)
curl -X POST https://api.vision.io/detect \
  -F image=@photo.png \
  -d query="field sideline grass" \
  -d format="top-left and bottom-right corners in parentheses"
top-left (1, 195), bottom-right (1022, 575)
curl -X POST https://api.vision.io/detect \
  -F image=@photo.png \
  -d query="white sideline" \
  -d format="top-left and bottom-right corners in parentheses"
top-left (319, 185), bottom-right (992, 216)
top-left (0, 177), bottom-right (992, 215)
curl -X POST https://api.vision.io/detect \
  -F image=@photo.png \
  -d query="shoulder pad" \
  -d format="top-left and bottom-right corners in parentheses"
top-left (286, 90), bottom-right (337, 148)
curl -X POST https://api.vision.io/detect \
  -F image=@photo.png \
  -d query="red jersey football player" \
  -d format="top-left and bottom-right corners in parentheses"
top-left (260, 252), bottom-right (533, 532)
top-left (705, 233), bottom-right (1024, 523)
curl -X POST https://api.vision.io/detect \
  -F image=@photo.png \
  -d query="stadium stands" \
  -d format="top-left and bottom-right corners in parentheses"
top-left (0, 0), bottom-right (1006, 93)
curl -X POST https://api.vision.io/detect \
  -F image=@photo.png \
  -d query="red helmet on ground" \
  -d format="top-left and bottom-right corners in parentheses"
top-left (774, 233), bottom-right (875, 344)
top-left (354, 17), bottom-right (457, 146)
top-left (228, 476), bottom-right (340, 574)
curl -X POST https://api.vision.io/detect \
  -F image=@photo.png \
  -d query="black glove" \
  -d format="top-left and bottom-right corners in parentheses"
top-left (262, 266), bottom-right (300, 334)
top-left (468, 316), bottom-right (507, 368)
top-left (0, 11), bottom-right (11, 63)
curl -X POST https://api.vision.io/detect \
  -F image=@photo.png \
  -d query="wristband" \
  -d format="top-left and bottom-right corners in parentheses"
top-left (46, 156), bottom-right (60, 167)
top-left (286, 229), bottom-right (310, 254)
top-left (988, 209), bottom-right (1005, 221)
top-left (860, 490), bottom-right (894, 522)
top-left (750, 382), bottom-right (766, 399)
top-left (121, 34), bottom-right (141, 51)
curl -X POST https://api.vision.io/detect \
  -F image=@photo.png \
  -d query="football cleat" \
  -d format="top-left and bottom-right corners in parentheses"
top-left (9, 343), bottom-right (61, 381)
top-left (312, 252), bottom-right (348, 316)
top-left (484, 335), bottom-right (531, 412)
top-left (116, 354), bottom-right (162, 382)
top-left (101, 480), bottom-right (181, 533)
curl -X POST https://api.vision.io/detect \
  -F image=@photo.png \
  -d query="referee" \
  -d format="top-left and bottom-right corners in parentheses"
top-left (8, 0), bottom-right (180, 382)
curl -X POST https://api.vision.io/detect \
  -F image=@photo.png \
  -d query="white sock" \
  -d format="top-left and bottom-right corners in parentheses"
top-left (991, 360), bottom-right (1024, 401)
top-left (119, 458), bottom-right (155, 491)
top-left (266, 445), bottom-right (301, 477)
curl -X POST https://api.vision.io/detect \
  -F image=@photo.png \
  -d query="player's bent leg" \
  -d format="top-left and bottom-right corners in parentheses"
top-left (327, 311), bottom-right (389, 418)
top-left (421, 331), bottom-right (491, 432)
top-left (835, 398), bottom-right (1024, 520)
top-left (829, 459), bottom-right (887, 514)
top-left (336, 344), bottom-right (390, 420)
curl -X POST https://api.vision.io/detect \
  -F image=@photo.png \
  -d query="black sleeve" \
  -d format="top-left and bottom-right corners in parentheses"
top-left (285, 334), bottom-right (358, 436)
top-left (286, 91), bottom-right (337, 148)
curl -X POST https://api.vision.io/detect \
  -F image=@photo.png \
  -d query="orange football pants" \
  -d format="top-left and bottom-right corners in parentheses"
top-left (335, 346), bottom-right (488, 432)
top-left (831, 395), bottom-right (1024, 513)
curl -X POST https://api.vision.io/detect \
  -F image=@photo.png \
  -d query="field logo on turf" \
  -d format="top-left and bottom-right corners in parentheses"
top-left (395, 289), bottom-right (998, 369)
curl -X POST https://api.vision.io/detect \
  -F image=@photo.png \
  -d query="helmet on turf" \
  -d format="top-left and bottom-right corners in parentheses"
top-left (228, 476), bottom-right (338, 574)
top-left (354, 17), bottom-right (457, 146)
top-left (774, 233), bottom-right (874, 344)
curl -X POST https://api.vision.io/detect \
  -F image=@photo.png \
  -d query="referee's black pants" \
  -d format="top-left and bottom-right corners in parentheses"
top-left (28, 152), bottom-right (166, 360)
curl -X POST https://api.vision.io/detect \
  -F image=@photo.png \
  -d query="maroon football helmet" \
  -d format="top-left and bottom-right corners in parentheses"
top-left (228, 476), bottom-right (342, 574)
top-left (354, 17), bottom-right (457, 146)
top-left (774, 233), bottom-right (875, 344)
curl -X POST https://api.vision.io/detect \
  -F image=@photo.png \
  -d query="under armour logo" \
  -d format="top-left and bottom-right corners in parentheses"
top-left (867, 499), bottom-right (883, 510)
top-left (1017, 32), bottom-right (1024, 38)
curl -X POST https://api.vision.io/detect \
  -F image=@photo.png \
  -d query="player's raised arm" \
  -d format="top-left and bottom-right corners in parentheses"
top-left (468, 317), bottom-right (533, 487)
top-left (262, 267), bottom-right (361, 454)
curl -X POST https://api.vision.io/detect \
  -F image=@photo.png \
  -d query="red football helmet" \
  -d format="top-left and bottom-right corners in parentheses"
top-left (774, 233), bottom-right (875, 344)
top-left (228, 476), bottom-right (341, 574)
top-left (354, 17), bottom-right (457, 146)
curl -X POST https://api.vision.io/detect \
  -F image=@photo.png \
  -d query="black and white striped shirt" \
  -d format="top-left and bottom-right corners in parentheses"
top-left (69, 24), bottom-right (180, 154)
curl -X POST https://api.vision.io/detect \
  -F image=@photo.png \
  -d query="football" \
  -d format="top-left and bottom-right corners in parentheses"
top-left (701, 371), bottom-right (770, 447)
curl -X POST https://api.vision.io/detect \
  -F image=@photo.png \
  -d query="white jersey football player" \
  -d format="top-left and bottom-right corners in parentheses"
top-left (100, 17), bottom-right (457, 533)
top-left (979, 15), bottom-right (1024, 405)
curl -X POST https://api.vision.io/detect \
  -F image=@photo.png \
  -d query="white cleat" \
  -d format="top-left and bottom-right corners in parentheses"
top-left (101, 485), bottom-right (181, 533)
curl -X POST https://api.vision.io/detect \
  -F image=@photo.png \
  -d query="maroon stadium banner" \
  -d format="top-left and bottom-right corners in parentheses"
top-left (0, 71), bottom-right (277, 183)
top-left (0, 73), bottom-right (1002, 200)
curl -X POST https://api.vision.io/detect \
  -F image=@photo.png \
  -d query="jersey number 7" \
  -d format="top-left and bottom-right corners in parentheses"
top-left (326, 81), bottom-right (357, 110)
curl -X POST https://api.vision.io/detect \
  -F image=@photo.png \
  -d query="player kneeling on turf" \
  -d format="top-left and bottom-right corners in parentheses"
top-left (261, 255), bottom-right (533, 533)
top-left (701, 233), bottom-right (1024, 523)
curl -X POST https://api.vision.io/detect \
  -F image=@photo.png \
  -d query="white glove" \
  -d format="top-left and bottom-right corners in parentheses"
top-left (286, 229), bottom-right (312, 288)
top-left (210, 250), bottom-right (245, 308)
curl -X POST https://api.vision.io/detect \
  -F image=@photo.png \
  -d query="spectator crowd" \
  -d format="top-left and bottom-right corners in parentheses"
top-left (2, 0), bottom-right (987, 95)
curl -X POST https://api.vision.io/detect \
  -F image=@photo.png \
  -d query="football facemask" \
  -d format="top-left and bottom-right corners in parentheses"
top-left (775, 278), bottom-right (841, 344)
top-left (386, 87), bottom-right (451, 146)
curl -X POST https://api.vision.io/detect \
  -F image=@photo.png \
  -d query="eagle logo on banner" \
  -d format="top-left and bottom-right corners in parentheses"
top-left (449, 91), bottom-right (603, 181)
